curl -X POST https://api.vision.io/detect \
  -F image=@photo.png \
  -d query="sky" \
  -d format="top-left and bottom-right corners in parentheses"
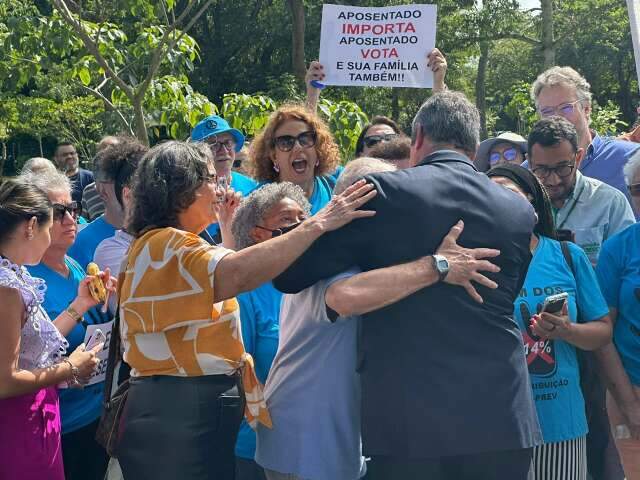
top-left (519, 0), bottom-right (540, 9)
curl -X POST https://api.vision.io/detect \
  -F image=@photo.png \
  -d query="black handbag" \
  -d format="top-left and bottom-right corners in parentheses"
top-left (95, 304), bottom-right (129, 458)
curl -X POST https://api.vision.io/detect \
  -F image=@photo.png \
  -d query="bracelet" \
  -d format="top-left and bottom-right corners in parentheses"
top-left (62, 358), bottom-right (81, 385)
top-left (65, 306), bottom-right (83, 324)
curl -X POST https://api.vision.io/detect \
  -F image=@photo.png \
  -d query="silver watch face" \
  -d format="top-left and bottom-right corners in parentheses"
top-left (435, 255), bottom-right (449, 273)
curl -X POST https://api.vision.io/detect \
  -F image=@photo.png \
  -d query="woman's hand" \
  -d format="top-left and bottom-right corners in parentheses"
top-left (427, 48), bottom-right (447, 92)
top-left (75, 267), bottom-right (118, 313)
top-left (311, 179), bottom-right (376, 233)
top-left (305, 61), bottom-right (325, 90)
top-left (214, 188), bottom-right (242, 227)
top-left (68, 342), bottom-right (103, 385)
top-left (530, 302), bottom-right (571, 340)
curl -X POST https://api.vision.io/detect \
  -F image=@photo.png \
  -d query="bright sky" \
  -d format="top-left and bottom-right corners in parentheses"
top-left (519, 0), bottom-right (540, 9)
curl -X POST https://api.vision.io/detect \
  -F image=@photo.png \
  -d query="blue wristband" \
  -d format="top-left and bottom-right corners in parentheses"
top-left (310, 80), bottom-right (326, 89)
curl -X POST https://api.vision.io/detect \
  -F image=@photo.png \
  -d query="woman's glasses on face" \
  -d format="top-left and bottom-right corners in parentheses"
top-left (363, 133), bottom-right (398, 149)
top-left (489, 147), bottom-right (519, 165)
top-left (273, 131), bottom-right (317, 153)
top-left (52, 202), bottom-right (81, 222)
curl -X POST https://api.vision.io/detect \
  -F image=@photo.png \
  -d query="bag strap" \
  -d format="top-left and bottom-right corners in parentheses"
top-left (102, 304), bottom-right (122, 404)
top-left (560, 240), bottom-right (575, 274)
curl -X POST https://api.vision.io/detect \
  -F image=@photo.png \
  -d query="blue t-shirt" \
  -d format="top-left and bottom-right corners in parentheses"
top-left (309, 175), bottom-right (336, 214)
top-left (235, 282), bottom-right (282, 460)
top-left (514, 236), bottom-right (609, 443)
top-left (27, 256), bottom-right (111, 434)
top-left (68, 215), bottom-right (117, 269)
top-left (205, 172), bottom-right (258, 240)
top-left (596, 223), bottom-right (640, 386)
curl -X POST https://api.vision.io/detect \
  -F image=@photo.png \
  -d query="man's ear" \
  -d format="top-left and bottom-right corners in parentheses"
top-left (575, 147), bottom-right (585, 168)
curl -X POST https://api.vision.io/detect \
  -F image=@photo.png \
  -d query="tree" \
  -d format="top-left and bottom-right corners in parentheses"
top-left (286, 0), bottom-right (307, 83)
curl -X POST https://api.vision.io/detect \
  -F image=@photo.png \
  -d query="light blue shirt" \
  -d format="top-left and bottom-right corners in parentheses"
top-left (235, 282), bottom-right (282, 460)
top-left (553, 171), bottom-right (634, 264)
top-left (596, 223), bottom-right (640, 386)
top-left (28, 257), bottom-right (111, 434)
top-left (256, 271), bottom-right (365, 480)
top-left (68, 215), bottom-right (117, 269)
top-left (515, 236), bottom-right (609, 443)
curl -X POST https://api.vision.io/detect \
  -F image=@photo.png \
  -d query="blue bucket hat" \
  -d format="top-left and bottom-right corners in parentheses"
top-left (191, 115), bottom-right (244, 152)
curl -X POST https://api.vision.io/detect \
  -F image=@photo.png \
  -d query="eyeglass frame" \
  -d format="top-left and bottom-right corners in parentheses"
top-left (272, 131), bottom-right (317, 153)
top-left (52, 202), bottom-right (81, 222)
top-left (538, 99), bottom-right (586, 118)
top-left (363, 133), bottom-right (398, 149)
top-left (489, 147), bottom-right (519, 165)
top-left (628, 183), bottom-right (640, 197)
top-left (531, 162), bottom-right (577, 180)
top-left (205, 135), bottom-right (237, 153)
top-left (255, 222), bottom-right (302, 237)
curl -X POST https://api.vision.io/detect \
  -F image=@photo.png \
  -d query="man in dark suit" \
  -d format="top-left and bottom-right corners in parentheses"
top-left (274, 91), bottom-right (542, 479)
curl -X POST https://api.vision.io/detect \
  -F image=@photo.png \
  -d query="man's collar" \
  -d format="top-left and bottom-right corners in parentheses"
top-left (416, 149), bottom-right (476, 170)
top-left (586, 130), bottom-right (602, 155)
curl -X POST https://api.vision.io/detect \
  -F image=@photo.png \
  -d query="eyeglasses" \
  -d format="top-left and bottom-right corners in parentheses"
top-left (532, 163), bottom-right (576, 180)
top-left (363, 133), bottom-right (398, 149)
top-left (206, 137), bottom-right (236, 153)
top-left (273, 131), bottom-right (317, 152)
top-left (52, 202), bottom-right (81, 222)
top-left (255, 222), bottom-right (301, 238)
top-left (628, 183), bottom-right (640, 197)
top-left (538, 99), bottom-right (584, 118)
top-left (489, 147), bottom-right (519, 165)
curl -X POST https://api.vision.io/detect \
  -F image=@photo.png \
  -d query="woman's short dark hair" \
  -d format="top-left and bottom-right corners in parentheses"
top-left (355, 116), bottom-right (402, 156)
top-left (0, 178), bottom-right (51, 246)
top-left (486, 163), bottom-right (556, 239)
top-left (127, 141), bottom-right (212, 237)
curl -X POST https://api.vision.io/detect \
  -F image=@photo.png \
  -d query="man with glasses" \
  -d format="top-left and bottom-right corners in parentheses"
top-left (529, 117), bottom-right (634, 265)
top-left (531, 67), bottom-right (639, 213)
top-left (191, 115), bottom-right (258, 244)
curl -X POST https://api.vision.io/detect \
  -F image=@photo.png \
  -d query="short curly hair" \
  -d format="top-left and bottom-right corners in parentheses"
top-left (231, 182), bottom-right (311, 250)
top-left (95, 137), bottom-right (148, 207)
top-left (248, 104), bottom-right (341, 182)
top-left (127, 141), bottom-right (212, 237)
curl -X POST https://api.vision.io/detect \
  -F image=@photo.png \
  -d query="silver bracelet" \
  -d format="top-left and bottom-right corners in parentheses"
top-left (62, 358), bottom-right (81, 385)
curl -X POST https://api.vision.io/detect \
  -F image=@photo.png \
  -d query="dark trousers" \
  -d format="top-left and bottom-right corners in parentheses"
top-left (236, 457), bottom-right (267, 480)
top-left (117, 374), bottom-right (244, 480)
top-left (367, 447), bottom-right (533, 480)
top-left (62, 418), bottom-right (110, 480)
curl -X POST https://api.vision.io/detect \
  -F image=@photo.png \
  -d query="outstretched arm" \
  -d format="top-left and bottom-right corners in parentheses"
top-left (305, 61), bottom-right (324, 113)
top-left (326, 220), bottom-right (501, 317)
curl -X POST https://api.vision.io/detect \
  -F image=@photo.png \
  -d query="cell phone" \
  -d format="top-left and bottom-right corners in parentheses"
top-left (556, 229), bottom-right (575, 242)
top-left (86, 329), bottom-right (106, 351)
top-left (541, 292), bottom-right (568, 314)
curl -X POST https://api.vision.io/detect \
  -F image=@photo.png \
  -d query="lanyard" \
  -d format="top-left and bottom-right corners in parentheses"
top-left (556, 182), bottom-right (586, 230)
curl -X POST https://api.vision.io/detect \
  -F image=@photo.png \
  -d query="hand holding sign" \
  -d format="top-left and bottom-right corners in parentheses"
top-left (319, 4), bottom-right (437, 88)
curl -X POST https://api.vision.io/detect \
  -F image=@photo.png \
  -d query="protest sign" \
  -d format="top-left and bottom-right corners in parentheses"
top-left (628, 0), bottom-right (640, 93)
top-left (319, 4), bottom-right (437, 88)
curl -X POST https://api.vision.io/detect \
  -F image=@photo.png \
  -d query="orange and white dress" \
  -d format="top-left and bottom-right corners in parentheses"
top-left (118, 227), bottom-right (271, 428)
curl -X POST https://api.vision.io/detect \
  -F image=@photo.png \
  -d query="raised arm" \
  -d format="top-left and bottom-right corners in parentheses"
top-left (305, 61), bottom-right (325, 113)
top-left (325, 220), bottom-right (501, 316)
top-left (213, 180), bottom-right (375, 302)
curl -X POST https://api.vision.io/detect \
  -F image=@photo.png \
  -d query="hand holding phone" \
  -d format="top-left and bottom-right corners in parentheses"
top-left (541, 292), bottom-right (568, 314)
top-left (86, 328), bottom-right (106, 352)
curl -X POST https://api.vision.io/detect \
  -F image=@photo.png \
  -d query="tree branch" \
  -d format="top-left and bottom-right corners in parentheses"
top-left (76, 82), bottom-right (134, 135)
top-left (50, 0), bottom-right (135, 99)
top-left (135, 0), bottom-right (214, 101)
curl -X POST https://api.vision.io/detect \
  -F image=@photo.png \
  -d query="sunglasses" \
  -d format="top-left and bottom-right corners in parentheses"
top-left (52, 202), bottom-right (81, 222)
top-left (629, 183), bottom-right (640, 197)
top-left (256, 222), bottom-right (301, 238)
top-left (363, 133), bottom-right (398, 149)
top-left (273, 131), bottom-right (317, 152)
top-left (489, 147), bottom-right (519, 165)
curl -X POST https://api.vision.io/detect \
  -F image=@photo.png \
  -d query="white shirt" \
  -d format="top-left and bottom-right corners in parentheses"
top-left (93, 230), bottom-right (134, 314)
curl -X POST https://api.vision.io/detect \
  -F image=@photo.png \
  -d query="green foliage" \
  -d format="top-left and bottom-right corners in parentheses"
top-left (503, 82), bottom-right (538, 137)
top-left (591, 101), bottom-right (628, 136)
top-left (318, 99), bottom-right (369, 161)
top-left (221, 93), bottom-right (278, 138)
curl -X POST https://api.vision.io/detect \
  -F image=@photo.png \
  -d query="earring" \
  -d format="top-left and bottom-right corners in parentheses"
top-left (273, 163), bottom-right (280, 173)
top-left (27, 231), bottom-right (34, 240)
top-left (315, 159), bottom-right (320, 167)
top-left (533, 212), bottom-right (539, 224)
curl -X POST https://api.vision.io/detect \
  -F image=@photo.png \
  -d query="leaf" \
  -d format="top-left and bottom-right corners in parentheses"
top-left (78, 67), bottom-right (91, 86)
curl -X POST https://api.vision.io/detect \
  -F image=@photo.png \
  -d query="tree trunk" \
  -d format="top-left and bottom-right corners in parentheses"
top-left (132, 98), bottom-right (149, 146)
top-left (391, 89), bottom-right (400, 123)
top-left (286, 0), bottom-right (306, 82)
top-left (0, 142), bottom-right (6, 177)
top-left (540, 0), bottom-right (555, 68)
top-left (38, 136), bottom-right (43, 157)
top-left (476, 41), bottom-right (490, 140)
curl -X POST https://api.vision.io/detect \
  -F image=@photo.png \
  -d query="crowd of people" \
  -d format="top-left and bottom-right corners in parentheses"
top-left (1, 49), bottom-right (640, 480)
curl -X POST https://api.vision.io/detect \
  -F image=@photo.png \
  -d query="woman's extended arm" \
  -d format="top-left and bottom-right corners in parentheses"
top-left (213, 180), bottom-right (375, 302)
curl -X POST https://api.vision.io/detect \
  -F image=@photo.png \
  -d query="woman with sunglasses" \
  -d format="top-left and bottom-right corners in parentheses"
top-left (487, 163), bottom-right (612, 480)
top-left (225, 182), bottom-right (311, 480)
top-left (474, 132), bottom-right (528, 172)
top-left (594, 151), bottom-right (640, 478)
top-left (0, 178), bottom-right (108, 480)
top-left (250, 104), bottom-right (342, 214)
top-left (21, 170), bottom-right (116, 480)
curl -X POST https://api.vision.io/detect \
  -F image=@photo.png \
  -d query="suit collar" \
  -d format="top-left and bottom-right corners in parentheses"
top-left (416, 150), bottom-right (477, 171)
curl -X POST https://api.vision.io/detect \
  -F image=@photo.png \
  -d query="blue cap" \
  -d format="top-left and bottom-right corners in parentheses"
top-left (191, 115), bottom-right (244, 152)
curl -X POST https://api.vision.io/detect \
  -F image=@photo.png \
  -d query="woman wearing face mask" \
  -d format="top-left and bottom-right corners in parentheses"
top-left (0, 178), bottom-right (106, 480)
top-left (250, 105), bottom-right (342, 214)
top-left (487, 163), bottom-right (612, 480)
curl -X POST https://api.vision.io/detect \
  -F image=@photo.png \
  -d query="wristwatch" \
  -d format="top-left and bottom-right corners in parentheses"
top-left (65, 306), bottom-right (83, 324)
top-left (431, 254), bottom-right (450, 282)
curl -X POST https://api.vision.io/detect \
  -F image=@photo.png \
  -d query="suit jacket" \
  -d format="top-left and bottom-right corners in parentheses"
top-left (274, 150), bottom-right (542, 459)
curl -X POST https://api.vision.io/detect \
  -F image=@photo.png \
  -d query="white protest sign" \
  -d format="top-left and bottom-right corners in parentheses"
top-left (83, 320), bottom-right (114, 386)
top-left (628, 0), bottom-right (640, 93)
top-left (319, 4), bottom-right (437, 88)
